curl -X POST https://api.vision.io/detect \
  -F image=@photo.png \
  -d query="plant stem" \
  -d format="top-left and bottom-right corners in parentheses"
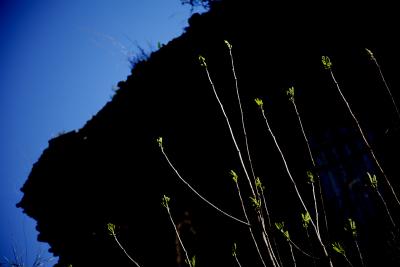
top-left (111, 233), bottom-right (141, 267)
top-left (257, 105), bottom-right (333, 266)
top-left (200, 57), bottom-right (256, 198)
top-left (290, 98), bottom-right (329, 235)
top-left (233, 180), bottom-right (269, 267)
top-left (226, 42), bottom-right (282, 267)
top-left (226, 42), bottom-right (257, 183)
top-left (164, 204), bottom-right (193, 267)
top-left (327, 67), bottom-right (400, 207)
top-left (354, 239), bottom-right (365, 267)
top-left (367, 49), bottom-right (400, 122)
top-left (289, 242), bottom-right (297, 267)
top-left (159, 145), bottom-right (248, 226)
top-left (377, 188), bottom-right (396, 228)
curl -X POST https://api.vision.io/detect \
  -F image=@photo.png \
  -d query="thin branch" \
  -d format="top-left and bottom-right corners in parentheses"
top-left (162, 196), bottom-right (193, 267)
top-left (366, 48), bottom-right (400, 122)
top-left (107, 223), bottom-right (141, 267)
top-left (256, 100), bottom-right (333, 266)
top-left (157, 139), bottom-right (249, 226)
top-left (288, 90), bottom-right (329, 236)
top-left (325, 59), bottom-right (400, 207)
top-left (199, 55), bottom-right (256, 197)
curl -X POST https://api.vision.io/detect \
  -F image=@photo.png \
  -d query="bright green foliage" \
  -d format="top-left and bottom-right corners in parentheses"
top-left (230, 170), bottom-right (239, 183)
top-left (286, 86), bottom-right (295, 102)
top-left (232, 242), bottom-right (238, 257)
top-left (198, 55), bottom-right (207, 67)
top-left (255, 177), bottom-right (265, 191)
top-left (224, 40), bottom-right (232, 50)
top-left (365, 48), bottom-right (376, 60)
top-left (367, 172), bottom-right (378, 189)
top-left (345, 218), bottom-right (357, 237)
top-left (186, 255), bottom-right (196, 267)
top-left (157, 137), bottom-right (163, 149)
top-left (250, 196), bottom-right (261, 210)
top-left (161, 195), bottom-right (171, 209)
top-left (306, 170), bottom-right (315, 184)
top-left (107, 223), bottom-right (116, 236)
top-left (254, 98), bottom-right (264, 109)
top-left (301, 212), bottom-right (311, 229)
top-left (275, 221), bottom-right (290, 241)
top-left (322, 56), bottom-right (332, 70)
top-left (332, 242), bottom-right (345, 255)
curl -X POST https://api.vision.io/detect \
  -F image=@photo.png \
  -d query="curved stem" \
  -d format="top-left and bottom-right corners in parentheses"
top-left (160, 146), bottom-right (249, 226)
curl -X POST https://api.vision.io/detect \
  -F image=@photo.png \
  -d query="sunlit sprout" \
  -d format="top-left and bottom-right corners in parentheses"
top-left (332, 242), bottom-right (345, 255)
top-left (275, 221), bottom-right (290, 241)
top-left (107, 223), bottom-right (116, 236)
top-left (161, 195), bottom-right (171, 209)
top-left (345, 218), bottom-right (357, 237)
top-left (232, 243), bottom-right (238, 257)
top-left (255, 177), bottom-right (265, 191)
top-left (286, 86), bottom-right (295, 101)
top-left (185, 255), bottom-right (196, 267)
top-left (254, 98), bottom-right (264, 108)
top-left (322, 56), bottom-right (332, 70)
top-left (250, 196), bottom-right (261, 210)
top-left (365, 48), bottom-right (376, 60)
top-left (157, 137), bottom-right (163, 149)
top-left (198, 55), bottom-right (207, 67)
top-left (301, 212), bottom-right (311, 229)
top-left (367, 172), bottom-right (378, 189)
top-left (224, 40), bottom-right (232, 49)
top-left (306, 170), bottom-right (315, 184)
top-left (230, 170), bottom-right (239, 183)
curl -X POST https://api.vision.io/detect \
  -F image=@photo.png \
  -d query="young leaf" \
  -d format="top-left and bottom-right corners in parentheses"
top-left (365, 48), bottom-right (375, 60)
top-left (230, 170), bottom-right (239, 183)
top-left (224, 40), bottom-right (232, 49)
top-left (332, 242), bottom-right (345, 255)
top-left (107, 223), bottom-right (116, 236)
top-left (254, 98), bottom-right (264, 108)
top-left (306, 170), bottom-right (315, 184)
top-left (322, 56), bottom-right (332, 70)
top-left (255, 177), bottom-right (265, 191)
top-left (286, 86), bottom-right (295, 101)
top-left (345, 218), bottom-right (357, 237)
top-left (157, 137), bottom-right (163, 149)
top-left (367, 172), bottom-right (378, 189)
top-left (301, 212), bottom-right (311, 229)
top-left (198, 55), bottom-right (207, 67)
top-left (250, 196), bottom-right (261, 210)
top-left (161, 195), bottom-right (171, 209)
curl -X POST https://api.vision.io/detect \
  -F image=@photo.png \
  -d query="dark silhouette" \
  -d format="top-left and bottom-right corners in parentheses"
top-left (18, 1), bottom-right (400, 266)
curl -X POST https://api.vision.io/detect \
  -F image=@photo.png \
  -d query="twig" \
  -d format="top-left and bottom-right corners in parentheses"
top-left (157, 137), bottom-right (249, 226)
top-left (322, 55), bottom-right (400, 207)
top-left (256, 99), bottom-right (333, 266)
top-left (162, 195), bottom-right (194, 267)
top-left (107, 223), bottom-right (142, 267)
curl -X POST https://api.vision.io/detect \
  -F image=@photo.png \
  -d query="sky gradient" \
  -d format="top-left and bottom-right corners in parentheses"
top-left (0, 1), bottom-right (205, 265)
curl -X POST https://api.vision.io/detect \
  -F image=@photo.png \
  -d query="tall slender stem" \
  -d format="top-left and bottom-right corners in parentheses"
top-left (289, 95), bottom-right (329, 236)
top-left (256, 102), bottom-right (333, 266)
top-left (366, 48), bottom-right (400, 122)
top-left (326, 65), bottom-right (400, 207)
top-left (199, 56), bottom-right (256, 198)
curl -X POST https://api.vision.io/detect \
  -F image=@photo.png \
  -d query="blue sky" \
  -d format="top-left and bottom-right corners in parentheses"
top-left (0, 1), bottom-right (205, 265)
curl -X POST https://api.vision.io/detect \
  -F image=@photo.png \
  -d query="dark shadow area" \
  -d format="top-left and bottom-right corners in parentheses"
top-left (17, 0), bottom-right (400, 266)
